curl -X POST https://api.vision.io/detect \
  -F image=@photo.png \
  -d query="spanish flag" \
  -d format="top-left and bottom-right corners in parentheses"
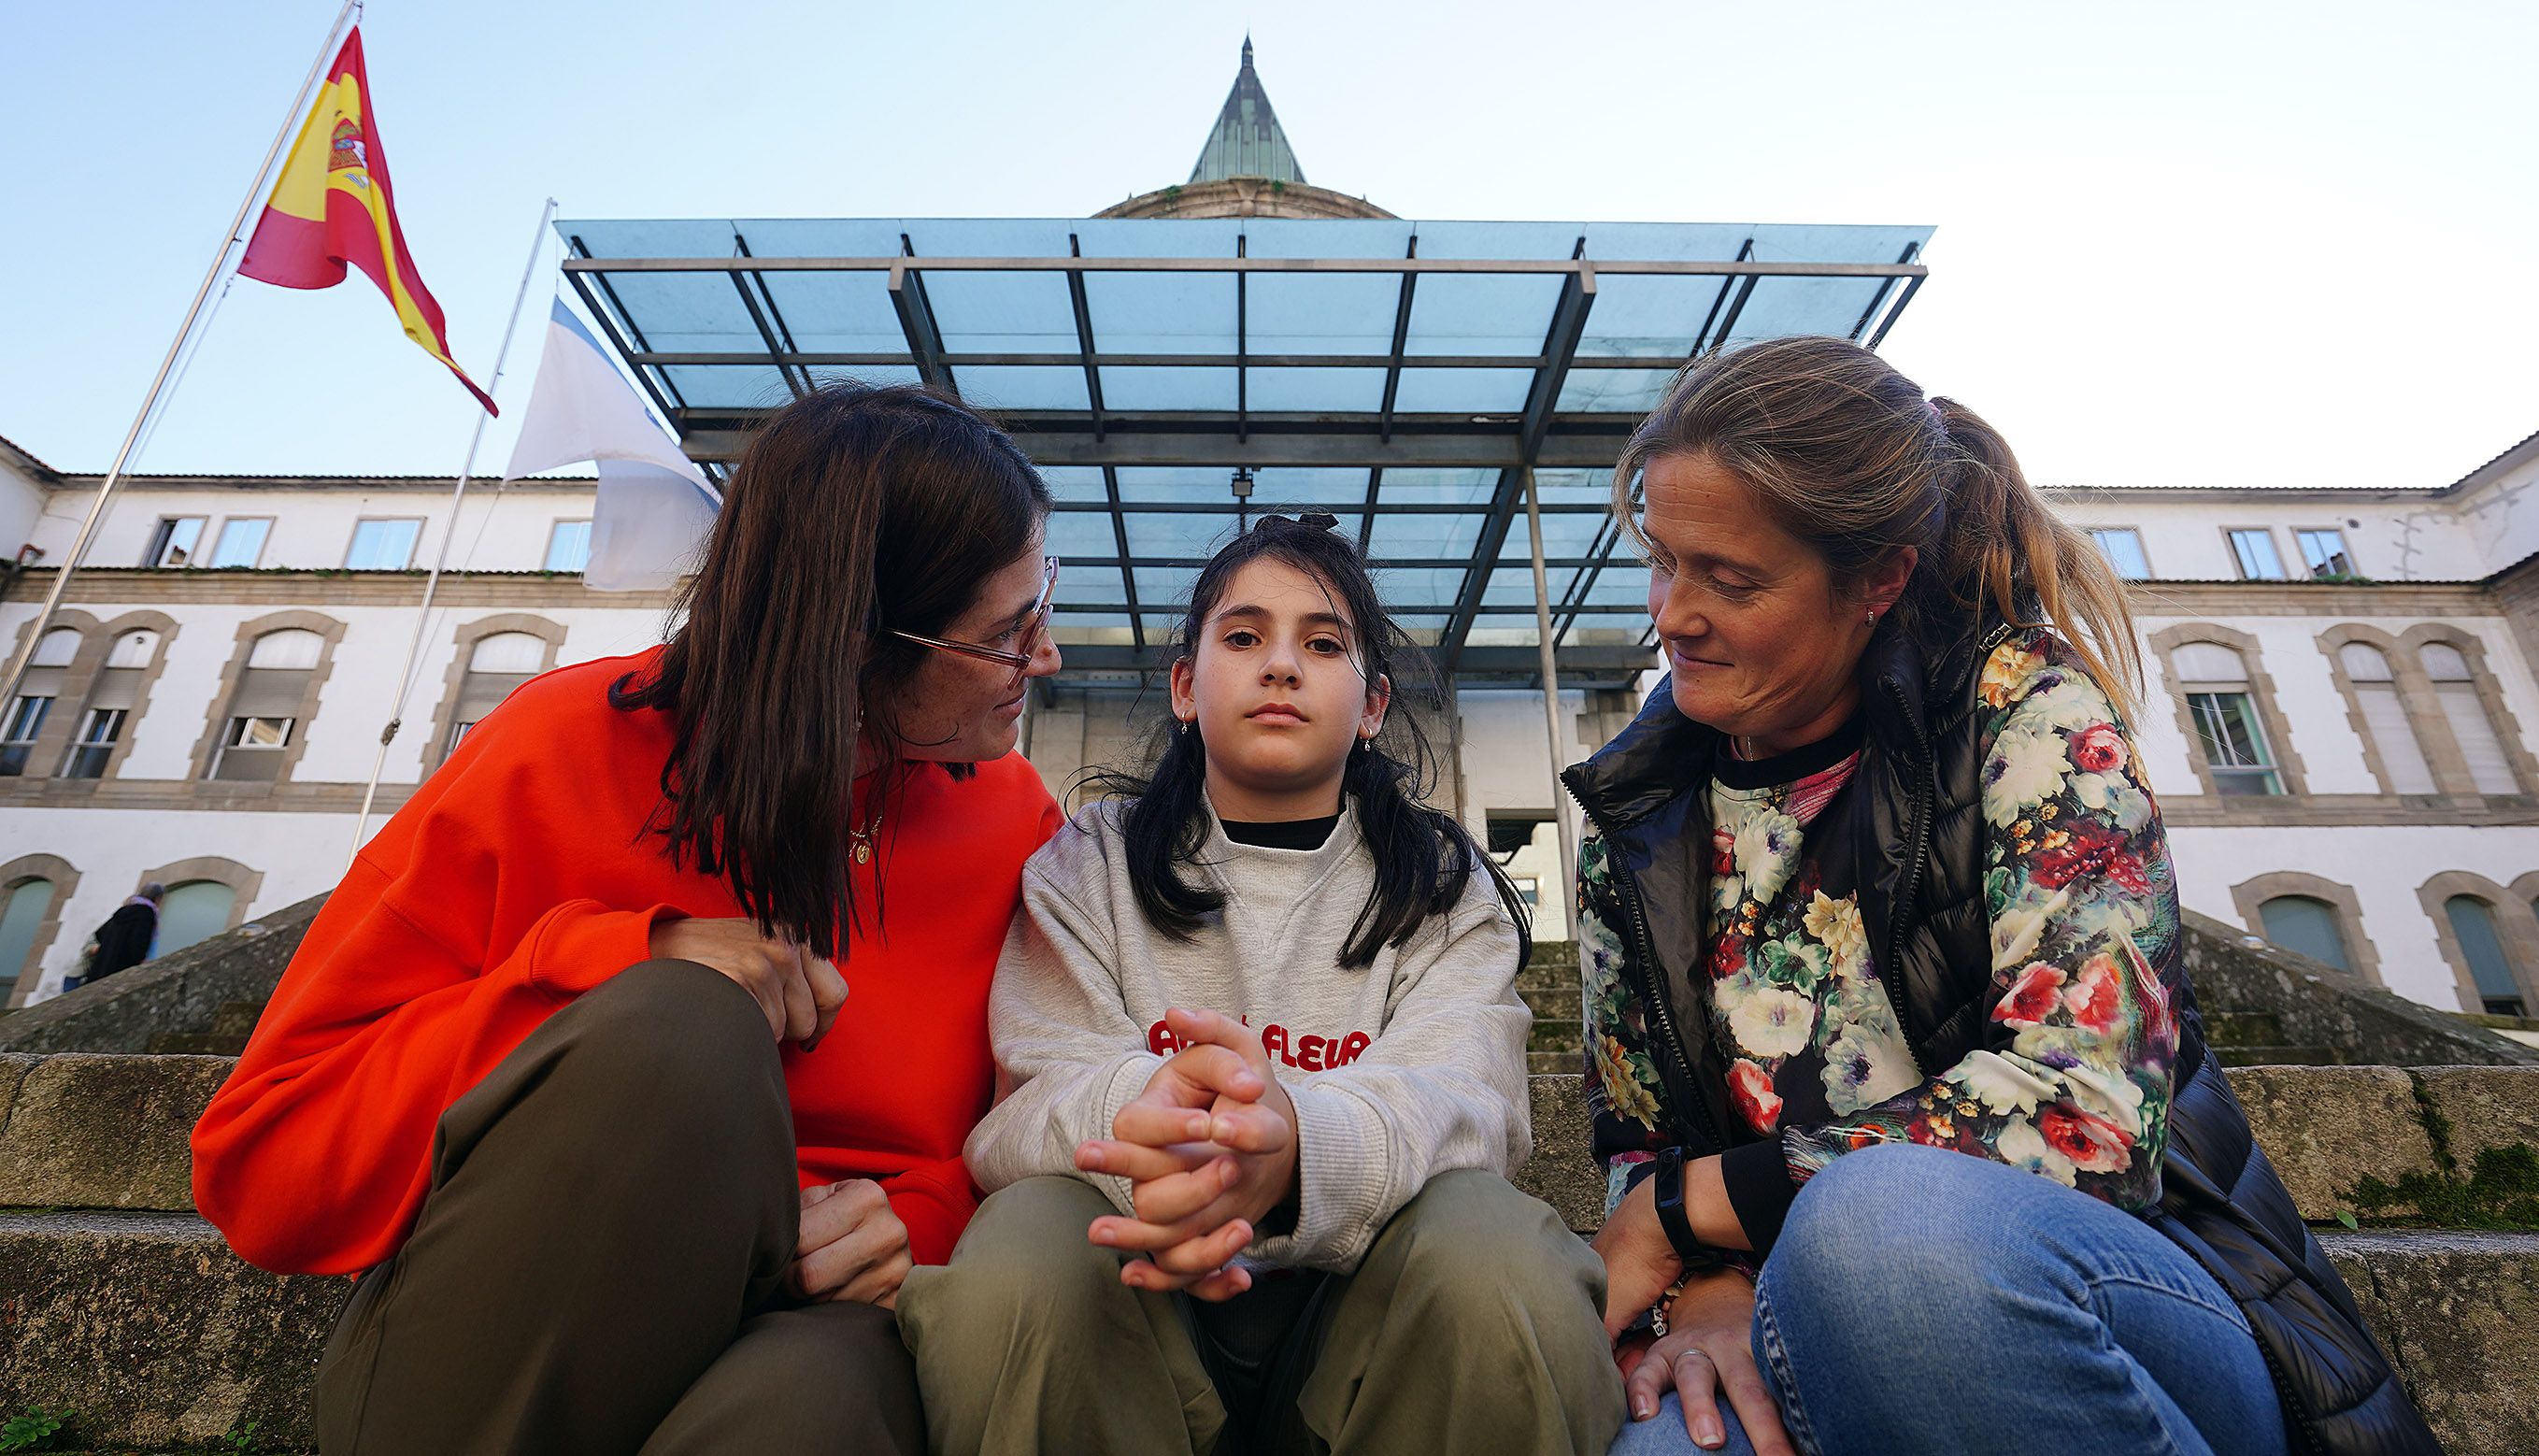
top-left (239, 28), bottom-right (496, 414)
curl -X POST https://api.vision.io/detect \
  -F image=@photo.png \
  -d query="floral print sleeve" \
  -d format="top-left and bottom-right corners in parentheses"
top-left (1782, 629), bottom-right (2182, 1210)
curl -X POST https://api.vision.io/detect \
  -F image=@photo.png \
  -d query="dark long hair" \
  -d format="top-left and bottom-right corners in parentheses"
top-left (1087, 514), bottom-right (1533, 970)
top-left (612, 383), bottom-right (1051, 957)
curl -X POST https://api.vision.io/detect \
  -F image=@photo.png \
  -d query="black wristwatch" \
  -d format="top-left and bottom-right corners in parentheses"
top-left (1649, 1147), bottom-right (1725, 1270)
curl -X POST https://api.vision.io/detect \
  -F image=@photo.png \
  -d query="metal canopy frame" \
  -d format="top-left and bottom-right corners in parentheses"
top-left (560, 221), bottom-right (1932, 687)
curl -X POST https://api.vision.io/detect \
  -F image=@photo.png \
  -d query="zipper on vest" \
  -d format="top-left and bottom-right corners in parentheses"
top-left (1570, 791), bottom-right (1728, 1158)
top-left (1878, 673), bottom-right (1933, 1084)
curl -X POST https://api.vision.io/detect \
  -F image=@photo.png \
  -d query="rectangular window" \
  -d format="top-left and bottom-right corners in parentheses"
top-left (544, 520), bottom-right (593, 573)
top-left (2187, 691), bottom-right (2283, 794)
top-left (207, 518), bottom-right (272, 569)
top-left (0, 694), bottom-right (50, 777)
top-left (346, 518), bottom-right (423, 570)
top-left (144, 516), bottom-right (207, 567)
top-left (2227, 529), bottom-right (2287, 580)
top-left (447, 719), bottom-right (478, 755)
top-left (2088, 528), bottom-right (2152, 580)
top-left (61, 707), bottom-right (126, 779)
top-left (2295, 528), bottom-right (2353, 578)
top-left (210, 715), bottom-right (294, 781)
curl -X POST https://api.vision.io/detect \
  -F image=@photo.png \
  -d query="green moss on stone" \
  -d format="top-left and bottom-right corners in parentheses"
top-left (2348, 1143), bottom-right (2539, 1231)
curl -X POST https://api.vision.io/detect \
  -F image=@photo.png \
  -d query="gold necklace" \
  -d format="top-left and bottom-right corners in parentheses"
top-left (848, 790), bottom-right (885, 865)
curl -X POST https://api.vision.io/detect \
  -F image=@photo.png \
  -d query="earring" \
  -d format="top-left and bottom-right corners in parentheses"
top-left (1865, 607), bottom-right (1878, 626)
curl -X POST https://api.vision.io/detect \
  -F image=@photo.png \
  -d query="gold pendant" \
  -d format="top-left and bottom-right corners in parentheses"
top-left (853, 843), bottom-right (872, 865)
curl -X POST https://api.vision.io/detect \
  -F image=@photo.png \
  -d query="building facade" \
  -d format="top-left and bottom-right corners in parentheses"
top-left (6, 44), bottom-right (2536, 1021)
top-left (8, 427), bottom-right (2538, 1018)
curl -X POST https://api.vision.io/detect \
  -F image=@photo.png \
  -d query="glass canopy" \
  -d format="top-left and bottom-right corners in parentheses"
top-left (558, 216), bottom-right (1933, 684)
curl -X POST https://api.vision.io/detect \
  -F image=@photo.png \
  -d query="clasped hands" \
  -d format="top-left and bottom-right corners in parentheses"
top-left (1074, 1006), bottom-right (1301, 1302)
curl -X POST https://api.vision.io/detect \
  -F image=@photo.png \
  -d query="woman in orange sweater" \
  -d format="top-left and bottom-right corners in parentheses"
top-left (192, 385), bottom-right (1064, 1455)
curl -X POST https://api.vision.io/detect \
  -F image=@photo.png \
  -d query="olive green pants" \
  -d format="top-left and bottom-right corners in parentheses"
top-left (311, 960), bottom-right (923, 1455)
top-left (897, 1171), bottom-right (1623, 1456)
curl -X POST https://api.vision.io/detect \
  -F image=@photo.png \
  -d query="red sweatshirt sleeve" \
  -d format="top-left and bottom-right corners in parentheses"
top-left (191, 719), bottom-right (677, 1276)
top-left (881, 1159), bottom-right (982, 1267)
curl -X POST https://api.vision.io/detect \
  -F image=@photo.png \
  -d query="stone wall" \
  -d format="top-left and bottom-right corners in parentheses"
top-left (2184, 908), bottom-right (2539, 1067)
top-left (0, 893), bottom-right (321, 1055)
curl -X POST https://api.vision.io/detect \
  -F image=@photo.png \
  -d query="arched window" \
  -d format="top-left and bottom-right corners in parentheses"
top-left (2258, 894), bottom-right (2355, 973)
top-left (447, 632), bottom-right (548, 754)
top-left (155, 879), bottom-right (239, 958)
top-left (2335, 642), bottom-right (2437, 794)
top-left (2171, 641), bottom-right (2283, 795)
top-left (1, 627), bottom-right (79, 777)
top-left (2419, 643), bottom-right (2520, 794)
top-left (0, 877), bottom-right (53, 1001)
top-left (62, 628), bottom-right (160, 779)
top-left (2445, 895), bottom-right (2523, 1017)
top-left (210, 628), bottom-right (323, 781)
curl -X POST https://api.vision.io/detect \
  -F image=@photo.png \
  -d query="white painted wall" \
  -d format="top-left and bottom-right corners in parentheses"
top-left (7, 806), bottom-right (376, 998)
top-left (0, 455), bottom-right (44, 562)
top-left (24, 478), bottom-right (598, 574)
top-left (2166, 824), bottom-right (2532, 1009)
top-left (7, 459), bottom-right (2539, 1015)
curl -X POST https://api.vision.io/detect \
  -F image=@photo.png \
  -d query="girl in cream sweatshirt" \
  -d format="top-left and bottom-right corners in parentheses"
top-left (897, 514), bottom-right (1626, 1456)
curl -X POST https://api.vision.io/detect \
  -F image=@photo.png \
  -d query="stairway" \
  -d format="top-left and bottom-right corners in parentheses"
top-left (1521, 940), bottom-right (1581, 1077)
top-left (2201, 1006), bottom-right (2341, 1067)
top-left (143, 1000), bottom-right (262, 1058)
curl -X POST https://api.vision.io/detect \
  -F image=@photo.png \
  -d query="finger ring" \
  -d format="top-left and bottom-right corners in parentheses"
top-left (1670, 1348), bottom-right (1713, 1370)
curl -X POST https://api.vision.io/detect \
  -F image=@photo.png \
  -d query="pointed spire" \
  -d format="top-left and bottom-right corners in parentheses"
top-left (1190, 37), bottom-right (1305, 185)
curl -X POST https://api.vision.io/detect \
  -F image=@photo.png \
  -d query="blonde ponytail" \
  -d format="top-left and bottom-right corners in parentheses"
top-left (1613, 337), bottom-right (2139, 714)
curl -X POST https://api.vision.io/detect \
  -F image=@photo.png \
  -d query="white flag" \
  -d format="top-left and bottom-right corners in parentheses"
top-left (505, 300), bottom-right (720, 591)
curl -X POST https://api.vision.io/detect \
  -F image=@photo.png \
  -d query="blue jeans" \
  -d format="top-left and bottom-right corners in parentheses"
top-left (1609, 1144), bottom-right (2288, 1456)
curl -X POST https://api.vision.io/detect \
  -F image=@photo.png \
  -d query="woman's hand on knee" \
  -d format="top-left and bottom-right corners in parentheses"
top-left (788, 1178), bottom-right (912, 1308)
top-left (1591, 1175), bottom-right (1687, 1339)
top-left (649, 917), bottom-right (847, 1049)
top-left (1620, 1271), bottom-right (1792, 1456)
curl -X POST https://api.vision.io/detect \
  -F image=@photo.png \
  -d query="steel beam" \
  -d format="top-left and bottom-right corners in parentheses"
top-left (727, 239), bottom-right (806, 401)
top-left (1100, 464), bottom-right (1143, 650)
top-left (566, 234), bottom-right (686, 417)
top-left (564, 255), bottom-right (1928, 279)
top-left (1048, 642), bottom-right (1654, 675)
top-left (1848, 240), bottom-right (1923, 342)
top-left (1437, 250), bottom-right (1597, 675)
top-left (1067, 234), bottom-right (1107, 439)
top-left (1378, 236), bottom-right (1417, 442)
top-left (621, 350), bottom-right (1708, 371)
top-left (1865, 272), bottom-right (1927, 350)
top-left (889, 258), bottom-right (956, 397)
top-left (676, 424), bottom-right (1636, 469)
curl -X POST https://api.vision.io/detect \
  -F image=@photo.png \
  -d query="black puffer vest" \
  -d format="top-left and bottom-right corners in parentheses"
top-left (1562, 618), bottom-right (2438, 1456)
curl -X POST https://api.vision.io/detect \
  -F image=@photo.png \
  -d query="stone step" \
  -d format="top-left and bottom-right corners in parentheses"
top-left (13, 1056), bottom-right (2538, 1235)
top-left (1528, 1021), bottom-right (1583, 1056)
top-left (1528, 939), bottom-right (1579, 971)
top-left (1520, 984), bottom-right (1576, 1021)
top-left (2201, 1009), bottom-right (2287, 1048)
top-left (0, 1211), bottom-right (351, 1451)
top-left (210, 999), bottom-right (265, 1040)
top-left (0, 1215), bottom-right (2525, 1452)
top-left (2214, 1044), bottom-right (2343, 1067)
top-left (147, 1030), bottom-right (251, 1056)
top-left (0, 1062), bottom-right (2534, 1451)
top-left (1516, 962), bottom-right (1582, 996)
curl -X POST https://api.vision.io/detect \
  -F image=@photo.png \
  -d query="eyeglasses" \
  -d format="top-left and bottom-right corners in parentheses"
top-left (890, 556), bottom-right (1059, 694)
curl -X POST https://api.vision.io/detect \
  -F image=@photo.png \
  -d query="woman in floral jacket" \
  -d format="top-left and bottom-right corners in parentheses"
top-left (1574, 338), bottom-right (2433, 1456)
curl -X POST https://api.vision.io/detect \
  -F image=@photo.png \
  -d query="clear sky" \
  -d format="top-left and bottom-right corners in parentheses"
top-left (3, 0), bottom-right (2531, 490)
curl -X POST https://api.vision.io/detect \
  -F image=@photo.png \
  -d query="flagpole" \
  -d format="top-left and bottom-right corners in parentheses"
top-left (349, 196), bottom-right (559, 859)
top-left (0, 0), bottom-right (362, 712)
